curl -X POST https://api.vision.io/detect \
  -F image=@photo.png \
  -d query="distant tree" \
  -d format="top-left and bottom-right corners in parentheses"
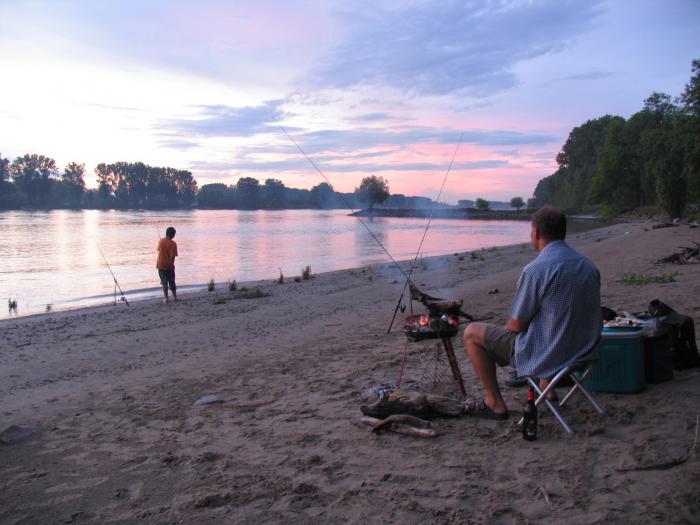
top-left (9, 154), bottom-right (59, 205)
top-left (0, 153), bottom-right (9, 182)
top-left (197, 183), bottom-right (232, 208)
top-left (680, 59), bottom-right (700, 201)
top-left (263, 178), bottom-right (286, 208)
top-left (644, 128), bottom-right (688, 218)
top-left (309, 182), bottom-right (337, 208)
top-left (680, 59), bottom-right (700, 117)
top-left (475, 198), bottom-right (490, 210)
top-left (95, 163), bottom-right (116, 199)
top-left (510, 196), bottom-right (524, 212)
top-left (49, 162), bottom-right (85, 208)
top-left (235, 177), bottom-right (261, 208)
top-left (63, 162), bottom-right (86, 190)
top-left (0, 153), bottom-right (24, 209)
top-left (356, 175), bottom-right (389, 209)
top-left (170, 168), bottom-right (197, 207)
top-left (589, 117), bottom-right (643, 213)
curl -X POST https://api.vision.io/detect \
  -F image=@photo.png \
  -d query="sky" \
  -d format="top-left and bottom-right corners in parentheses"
top-left (0, 0), bottom-right (699, 203)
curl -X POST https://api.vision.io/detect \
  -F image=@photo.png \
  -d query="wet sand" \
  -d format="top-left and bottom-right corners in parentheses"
top-left (1, 220), bottom-right (699, 524)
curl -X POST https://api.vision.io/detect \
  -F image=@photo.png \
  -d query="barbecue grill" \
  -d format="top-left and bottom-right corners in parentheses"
top-left (399, 287), bottom-right (472, 398)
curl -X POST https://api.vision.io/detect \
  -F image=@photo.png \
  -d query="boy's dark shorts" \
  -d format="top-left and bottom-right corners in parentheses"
top-left (158, 269), bottom-right (176, 290)
top-left (483, 324), bottom-right (516, 366)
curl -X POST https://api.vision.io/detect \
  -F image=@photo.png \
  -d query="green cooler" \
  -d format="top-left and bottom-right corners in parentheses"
top-left (583, 328), bottom-right (645, 393)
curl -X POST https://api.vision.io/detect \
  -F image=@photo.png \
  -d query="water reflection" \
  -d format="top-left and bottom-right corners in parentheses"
top-left (0, 209), bottom-right (536, 318)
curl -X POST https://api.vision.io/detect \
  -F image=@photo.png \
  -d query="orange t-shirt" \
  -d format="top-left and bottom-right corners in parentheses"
top-left (156, 238), bottom-right (178, 270)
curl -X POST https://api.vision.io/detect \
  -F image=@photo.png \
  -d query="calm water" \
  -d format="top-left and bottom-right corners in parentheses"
top-left (0, 209), bottom-right (534, 318)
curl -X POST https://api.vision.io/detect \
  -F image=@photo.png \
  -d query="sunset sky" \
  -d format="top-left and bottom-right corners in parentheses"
top-left (1, 0), bottom-right (698, 203)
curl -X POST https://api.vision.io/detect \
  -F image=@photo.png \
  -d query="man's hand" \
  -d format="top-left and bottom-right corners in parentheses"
top-left (506, 318), bottom-right (528, 333)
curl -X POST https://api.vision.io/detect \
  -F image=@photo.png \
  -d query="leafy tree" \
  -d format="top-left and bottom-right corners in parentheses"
top-left (63, 162), bottom-right (86, 190)
top-left (9, 154), bottom-right (59, 205)
top-left (475, 198), bottom-right (490, 210)
top-left (309, 182), bottom-right (338, 208)
top-left (680, 59), bottom-right (700, 201)
top-left (0, 153), bottom-right (25, 209)
top-left (510, 196), bottom-right (524, 212)
top-left (0, 153), bottom-right (9, 182)
top-left (197, 183), bottom-right (233, 208)
top-left (235, 177), bottom-right (261, 208)
top-left (589, 117), bottom-right (640, 211)
top-left (680, 59), bottom-right (700, 117)
top-left (263, 178), bottom-right (286, 208)
top-left (356, 175), bottom-right (389, 209)
top-left (645, 128), bottom-right (688, 217)
top-left (95, 163), bottom-right (116, 198)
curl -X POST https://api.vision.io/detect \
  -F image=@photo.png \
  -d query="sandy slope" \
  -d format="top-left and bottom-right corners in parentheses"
top-left (1, 221), bottom-right (699, 524)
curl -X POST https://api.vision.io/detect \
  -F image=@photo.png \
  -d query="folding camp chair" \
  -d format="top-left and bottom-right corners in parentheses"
top-left (516, 350), bottom-right (606, 433)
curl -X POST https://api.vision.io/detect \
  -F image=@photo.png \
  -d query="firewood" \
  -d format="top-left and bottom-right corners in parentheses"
top-left (360, 415), bottom-right (438, 438)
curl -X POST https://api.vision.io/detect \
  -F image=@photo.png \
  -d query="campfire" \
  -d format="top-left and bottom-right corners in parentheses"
top-left (403, 283), bottom-right (473, 341)
top-left (398, 284), bottom-right (475, 398)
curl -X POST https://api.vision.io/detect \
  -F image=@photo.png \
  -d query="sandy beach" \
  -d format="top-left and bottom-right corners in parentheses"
top-left (1, 220), bottom-right (699, 524)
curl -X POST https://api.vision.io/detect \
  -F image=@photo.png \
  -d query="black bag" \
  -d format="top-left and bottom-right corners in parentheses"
top-left (644, 334), bottom-right (675, 383)
top-left (661, 313), bottom-right (700, 369)
top-left (648, 300), bottom-right (700, 370)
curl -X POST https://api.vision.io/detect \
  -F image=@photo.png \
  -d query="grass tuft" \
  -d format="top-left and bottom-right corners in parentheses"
top-left (207, 279), bottom-right (215, 292)
top-left (228, 280), bottom-right (237, 292)
top-left (617, 272), bottom-right (680, 285)
top-left (302, 265), bottom-right (312, 280)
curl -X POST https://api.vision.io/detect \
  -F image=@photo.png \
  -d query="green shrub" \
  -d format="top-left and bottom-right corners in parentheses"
top-left (207, 279), bottom-right (215, 292)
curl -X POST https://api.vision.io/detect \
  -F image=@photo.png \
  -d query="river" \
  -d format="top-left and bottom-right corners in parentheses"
top-left (0, 209), bottom-right (541, 318)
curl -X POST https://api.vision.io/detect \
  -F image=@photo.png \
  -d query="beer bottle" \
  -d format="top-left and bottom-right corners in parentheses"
top-left (523, 387), bottom-right (537, 441)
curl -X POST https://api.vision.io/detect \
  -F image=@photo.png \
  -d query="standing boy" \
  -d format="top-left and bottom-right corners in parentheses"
top-left (157, 226), bottom-right (178, 304)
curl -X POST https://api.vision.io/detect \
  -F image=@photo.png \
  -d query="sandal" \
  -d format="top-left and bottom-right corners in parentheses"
top-left (463, 399), bottom-right (509, 420)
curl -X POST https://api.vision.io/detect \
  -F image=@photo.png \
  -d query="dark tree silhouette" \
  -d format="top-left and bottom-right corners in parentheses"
top-left (356, 175), bottom-right (389, 209)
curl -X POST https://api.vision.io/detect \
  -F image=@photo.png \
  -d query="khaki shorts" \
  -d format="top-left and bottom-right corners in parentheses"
top-left (483, 324), bottom-right (516, 366)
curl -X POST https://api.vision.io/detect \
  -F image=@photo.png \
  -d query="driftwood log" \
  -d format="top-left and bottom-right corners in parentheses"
top-left (360, 415), bottom-right (438, 438)
top-left (657, 242), bottom-right (699, 264)
top-left (361, 390), bottom-right (464, 419)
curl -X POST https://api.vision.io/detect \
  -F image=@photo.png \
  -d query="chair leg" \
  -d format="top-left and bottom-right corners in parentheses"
top-left (560, 366), bottom-right (606, 415)
top-left (518, 375), bottom-right (573, 433)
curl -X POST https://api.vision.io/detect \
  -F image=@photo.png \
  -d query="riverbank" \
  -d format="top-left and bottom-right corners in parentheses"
top-left (1, 220), bottom-right (699, 523)
top-left (351, 207), bottom-right (534, 220)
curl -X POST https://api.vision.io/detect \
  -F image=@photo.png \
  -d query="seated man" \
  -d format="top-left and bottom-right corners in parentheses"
top-left (463, 206), bottom-right (602, 419)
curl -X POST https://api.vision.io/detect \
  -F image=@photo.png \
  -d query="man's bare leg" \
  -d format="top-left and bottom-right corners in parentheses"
top-left (463, 322), bottom-right (508, 414)
top-left (162, 283), bottom-right (169, 304)
top-left (539, 378), bottom-right (557, 400)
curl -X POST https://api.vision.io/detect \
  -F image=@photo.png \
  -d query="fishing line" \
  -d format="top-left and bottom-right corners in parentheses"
top-left (277, 123), bottom-right (410, 281)
top-left (387, 133), bottom-right (464, 333)
top-left (96, 244), bottom-right (130, 306)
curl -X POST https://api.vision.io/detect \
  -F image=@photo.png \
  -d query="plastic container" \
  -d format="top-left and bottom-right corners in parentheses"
top-left (583, 329), bottom-right (645, 393)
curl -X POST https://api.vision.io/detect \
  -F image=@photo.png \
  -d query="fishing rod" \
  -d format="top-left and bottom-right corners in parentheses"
top-left (386, 133), bottom-right (464, 333)
top-left (96, 244), bottom-right (130, 306)
top-left (278, 123), bottom-right (411, 282)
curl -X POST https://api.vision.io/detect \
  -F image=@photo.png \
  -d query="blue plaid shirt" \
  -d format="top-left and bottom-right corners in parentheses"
top-left (510, 240), bottom-right (602, 378)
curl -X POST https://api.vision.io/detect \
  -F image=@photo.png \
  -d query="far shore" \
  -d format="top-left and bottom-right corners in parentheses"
top-left (351, 207), bottom-right (534, 220)
top-left (1, 219), bottom-right (699, 523)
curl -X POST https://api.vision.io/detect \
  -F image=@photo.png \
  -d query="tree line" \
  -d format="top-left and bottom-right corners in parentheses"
top-left (0, 156), bottom-right (198, 209)
top-left (0, 154), bottom-right (399, 211)
top-left (531, 59), bottom-right (700, 218)
top-left (197, 174), bottom-right (394, 210)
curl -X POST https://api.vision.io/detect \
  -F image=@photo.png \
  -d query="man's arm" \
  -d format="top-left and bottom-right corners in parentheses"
top-left (506, 318), bottom-right (528, 333)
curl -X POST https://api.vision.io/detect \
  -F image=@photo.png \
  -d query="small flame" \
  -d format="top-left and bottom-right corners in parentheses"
top-left (419, 314), bottom-right (430, 326)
